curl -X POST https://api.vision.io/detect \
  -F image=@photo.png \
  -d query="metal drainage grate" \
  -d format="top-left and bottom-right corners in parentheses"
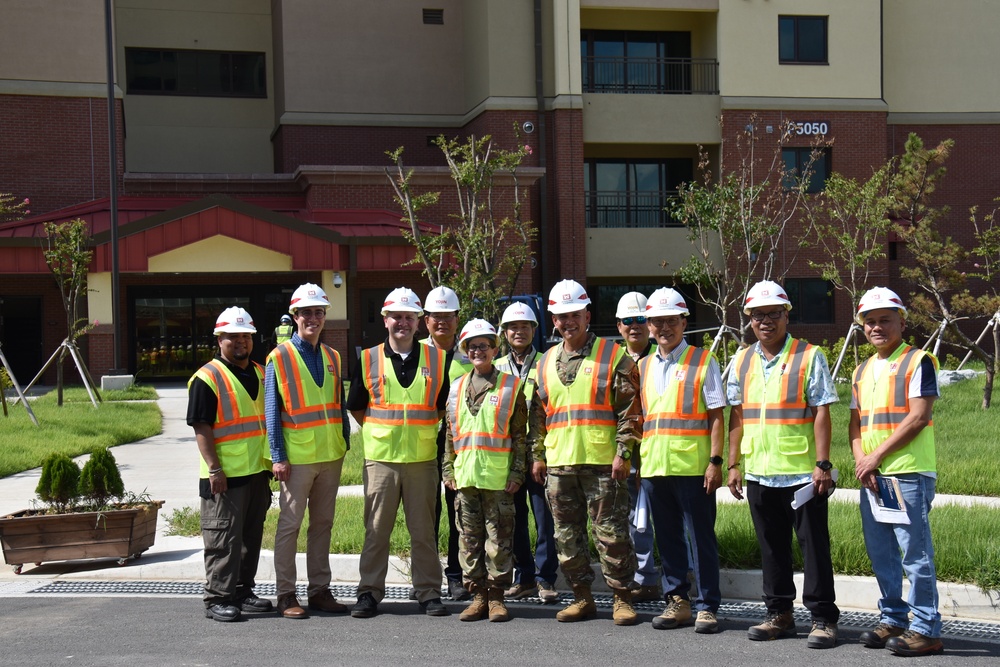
top-left (21, 581), bottom-right (1000, 643)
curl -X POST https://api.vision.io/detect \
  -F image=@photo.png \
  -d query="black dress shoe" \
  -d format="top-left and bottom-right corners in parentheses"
top-left (204, 603), bottom-right (242, 622)
top-left (239, 593), bottom-right (274, 613)
top-left (351, 592), bottom-right (379, 619)
top-left (419, 597), bottom-right (451, 617)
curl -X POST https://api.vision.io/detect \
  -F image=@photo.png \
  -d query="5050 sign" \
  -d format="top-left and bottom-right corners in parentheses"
top-left (791, 121), bottom-right (829, 136)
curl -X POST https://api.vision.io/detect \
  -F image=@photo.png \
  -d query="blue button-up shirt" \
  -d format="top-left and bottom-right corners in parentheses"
top-left (265, 333), bottom-right (351, 464)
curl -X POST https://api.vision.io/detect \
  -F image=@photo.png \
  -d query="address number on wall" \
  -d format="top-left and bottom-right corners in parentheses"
top-left (792, 121), bottom-right (829, 136)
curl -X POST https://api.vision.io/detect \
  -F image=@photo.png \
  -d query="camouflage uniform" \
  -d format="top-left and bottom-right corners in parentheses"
top-left (529, 333), bottom-right (641, 590)
top-left (444, 368), bottom-right (527, 589)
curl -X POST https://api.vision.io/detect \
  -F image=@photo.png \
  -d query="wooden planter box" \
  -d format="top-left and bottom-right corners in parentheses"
top-left (0, 500), bottom-right (164, 574)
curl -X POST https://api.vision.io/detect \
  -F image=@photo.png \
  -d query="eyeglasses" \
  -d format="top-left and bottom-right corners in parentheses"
top-left (750, 310), bottom-right (785, 323)
top-left (466, 343), bottom-right (493, 353)
top-left (296, 309), bottom-right (326, 320)
top-left (648, 317), bottom-right (683, 328)
top-left (619, 317), bottom-right (647, 326)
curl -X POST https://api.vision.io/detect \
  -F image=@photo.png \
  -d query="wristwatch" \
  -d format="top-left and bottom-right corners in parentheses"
top-left (617, 449), bottom-right (632, 461)
top-left (816, 460), bottom-right (833, 472)
top-left (708, 455), bottom-right (724, 466)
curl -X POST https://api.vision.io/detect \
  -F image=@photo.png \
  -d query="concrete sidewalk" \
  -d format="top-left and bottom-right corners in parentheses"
top-left (1, 385), bottom-right (998, 623)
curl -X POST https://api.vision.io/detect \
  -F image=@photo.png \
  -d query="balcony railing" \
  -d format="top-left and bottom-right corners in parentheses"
top-left (585, 190), bottom-right (682, 228)
top-left (582, 57), bottom-right (719, 95)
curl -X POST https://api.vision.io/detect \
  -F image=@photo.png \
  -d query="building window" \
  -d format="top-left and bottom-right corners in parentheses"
top-left (778, 16), bottom-right (828, 64)
top-left (782, 147), bottom-right (831, 194)
top-left (584, 159), bottom-right (693, 228)
top-left (423, 9), bottom-right (444, 25)
top-left (580, 30), bottom-right (718, 95)
top-left (784, 279), bottom-right (834, 324)
top-left (125, 48), bottom-right (266, 98)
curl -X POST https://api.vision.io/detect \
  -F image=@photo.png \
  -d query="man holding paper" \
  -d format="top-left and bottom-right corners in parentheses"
top-left (726, 281), bottom-right (839, 649)
top-left (850, 287), bottom-right (943, 657)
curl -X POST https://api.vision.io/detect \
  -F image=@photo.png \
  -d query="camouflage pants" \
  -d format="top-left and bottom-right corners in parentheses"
top-left (454, 487), bottom-right (516, 589)
top-left (546, 466), bottom-right (637, 590)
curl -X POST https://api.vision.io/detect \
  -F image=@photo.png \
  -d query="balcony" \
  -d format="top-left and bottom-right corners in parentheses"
top-left (582, 57), bottom-right (719, 95)
top-left (585, 190), bottom-right (680, 229)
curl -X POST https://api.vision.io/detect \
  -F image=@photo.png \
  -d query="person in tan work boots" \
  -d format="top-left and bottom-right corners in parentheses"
top-left (529, 280), bottom-right (642, 626)
top-left (443, 319), bottom-right (528, 622)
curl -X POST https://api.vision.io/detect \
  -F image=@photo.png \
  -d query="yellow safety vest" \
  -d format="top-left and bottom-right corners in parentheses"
top-left (361, 343), bottom-right (446, 463)
top-left (535, 337), bottom-right (623, 466)
top-left (267, 341), bottom-right (347, 464)
top-left (494, 351), bottom-right (537, 404)
top-left (638, 346), bottom-right (712, 477)
top-left (733, 337), bottom-right (819, 476)
top-left (274, 324), bottom-right (294, 345)
top-left (189, 359), bottom-right (269, 478)
top-left (421, 338), bottom-right (472, 381)
top-left (852, 344), bottom-right (937, 474)
top-left (447, 372), bottom-right (522, 490)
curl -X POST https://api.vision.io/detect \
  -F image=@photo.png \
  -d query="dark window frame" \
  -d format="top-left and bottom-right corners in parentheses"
top-left (579, 29), bottom-right (716, 95)
top-left (778, 15), bottom-right (828, 65)
top-left (583, 158), bottom-right (693, 228)
top-left (782, 147), bottom-right (831, 194)
top-left (125, 47), bottom-right (267, 98)
top-left (784, 278), bottom-right (835, 325)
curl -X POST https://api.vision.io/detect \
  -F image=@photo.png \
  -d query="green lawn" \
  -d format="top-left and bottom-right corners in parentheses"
top-left (0, 386), bottom-right (162, 478)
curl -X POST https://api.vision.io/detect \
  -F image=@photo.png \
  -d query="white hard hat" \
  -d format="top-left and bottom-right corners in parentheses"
top-left (500, 301), bottom-right (538, 327)
top-left (289, 283), bottom-right (330, 314)
top-left (381, 286), bottom-right (424, 316)
top-left (856, 286), bottom-right (907, 324)
top-left (645, 288), bottom-right (690, 318)
top-left (458, 319), bottom-right (499, 352)
top-left (214, 307), bottom-right (256, 335)
top-left (616, 292), bottom-right (648, 319)
top-left (547, 279), bottom-right (591, 314)
top-left (425, 285), bottom-right (460, 313)
top-left (280, 314), bottom-right (292, 324)
top-left (743, 280), bottom-right (792, 315)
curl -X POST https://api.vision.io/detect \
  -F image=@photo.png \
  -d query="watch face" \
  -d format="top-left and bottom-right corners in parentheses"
top-left (817, 461), bottom-right (833, 471)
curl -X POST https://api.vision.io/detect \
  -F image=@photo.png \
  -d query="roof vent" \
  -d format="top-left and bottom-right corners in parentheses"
top-left (423, 9), bottom-right (444, 25)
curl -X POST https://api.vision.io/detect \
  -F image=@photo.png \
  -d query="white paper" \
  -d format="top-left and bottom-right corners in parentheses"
top-left (632, 485), bottom-right (650, 533)
top-left (790, 469), bottom-right (839, 510)
top-left (864, 478), bottom-right (911, 525)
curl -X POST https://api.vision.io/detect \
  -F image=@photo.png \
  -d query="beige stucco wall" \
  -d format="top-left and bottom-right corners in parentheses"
top-left (116, 0), bottom-right (274, 173)
top-left (88, 272), bottom-right (114, 325)
top-left (587, 227), bottom-right (719, 278)
top-left (463, 0), bottom-right (536, 110)
top-left (883, 0), bottom-right (1000, 114)
top-left (1, 0), bottom-right (108, 90)
top-left (273, 0), bottom-right (466, 118)
top-left (718, 0), bottom-right (880, 100)
top-left (148, 235), bottom-right (291, 273)
top-left (583, 94), bottom-right (721, 145)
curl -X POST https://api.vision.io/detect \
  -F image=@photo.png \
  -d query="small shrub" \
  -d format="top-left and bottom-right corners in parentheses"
top-left (79, 447), bottom-right (125, 507)
top-left (35, 453), bottom-right (81, 512)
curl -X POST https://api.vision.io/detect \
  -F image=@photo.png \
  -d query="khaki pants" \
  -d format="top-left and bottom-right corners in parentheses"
top-left (357, 459), bottom-right (442, 603)
top-left (273, 458), bottom-right (344, 597)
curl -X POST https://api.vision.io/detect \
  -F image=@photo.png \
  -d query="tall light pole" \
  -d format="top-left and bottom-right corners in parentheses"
top-left (104, 0), bottom-right (125, 375)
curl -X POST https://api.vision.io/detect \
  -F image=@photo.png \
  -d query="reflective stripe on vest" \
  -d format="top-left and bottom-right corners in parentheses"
top-left (735, 338), bottom-right (818, 476)
top-left (638, 346), bottom-right (711, 477)
top-left (494, 352), bottom-right (537, 404)
top-left (852, 344), bottom-right (937, 474)
top-left (189, 359), bottom-right (269, 478)
top-left (536, 337), bottom-right (622, 466)
top-left (267, 341), bottom-right (346, 464)
top-left (361, 343), bottom-right (446, 462)
top-left (274, 324), bottom-right (294, 344)
top-left (447, 371), bottom-right (522, 490)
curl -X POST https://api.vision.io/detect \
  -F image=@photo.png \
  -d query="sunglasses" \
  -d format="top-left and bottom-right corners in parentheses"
top-left (750, 310), bottom-right (785, 323)
top-left (619, 316), bottom-right (647, 326)
top-left (466, 343), bottom-right (493, 353)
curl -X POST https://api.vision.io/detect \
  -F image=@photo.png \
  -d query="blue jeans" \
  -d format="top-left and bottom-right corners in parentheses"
top-left (859, 474), bottom-right (942, 638)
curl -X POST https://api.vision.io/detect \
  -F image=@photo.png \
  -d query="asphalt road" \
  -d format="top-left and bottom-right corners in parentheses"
top-left (2, 597), bottom-right (998, 667)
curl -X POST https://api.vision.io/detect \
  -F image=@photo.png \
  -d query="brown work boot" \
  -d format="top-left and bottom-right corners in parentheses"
top-left (695, 610), bottom-right (720, 634)
top-left (631, 584), bottom-right (662, 604)
top-left (612, 588), bottom-right (640, 626)
top-left (859, 622), bottom-right (906, 649)
top-left (276, 592), bottom-right (308, 619)
top-left (536, 581), bottom-right (560, 604)
top-left (488, 587), bottom-right (510, 623)
top-left (651, 595), bottom-right (692, 630)
top-left (747, 610), bottom-right (796, 641)
top-left (807, 620), bottom-right (838, 649)
top-left (556, 584), bottom-right (597, 622)
top-left (308, 588), bottom-right (348, 614)
top-left (886, 630), bottom-right (944, 657)
top-left (459, 587), bottom-right (489, 622)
